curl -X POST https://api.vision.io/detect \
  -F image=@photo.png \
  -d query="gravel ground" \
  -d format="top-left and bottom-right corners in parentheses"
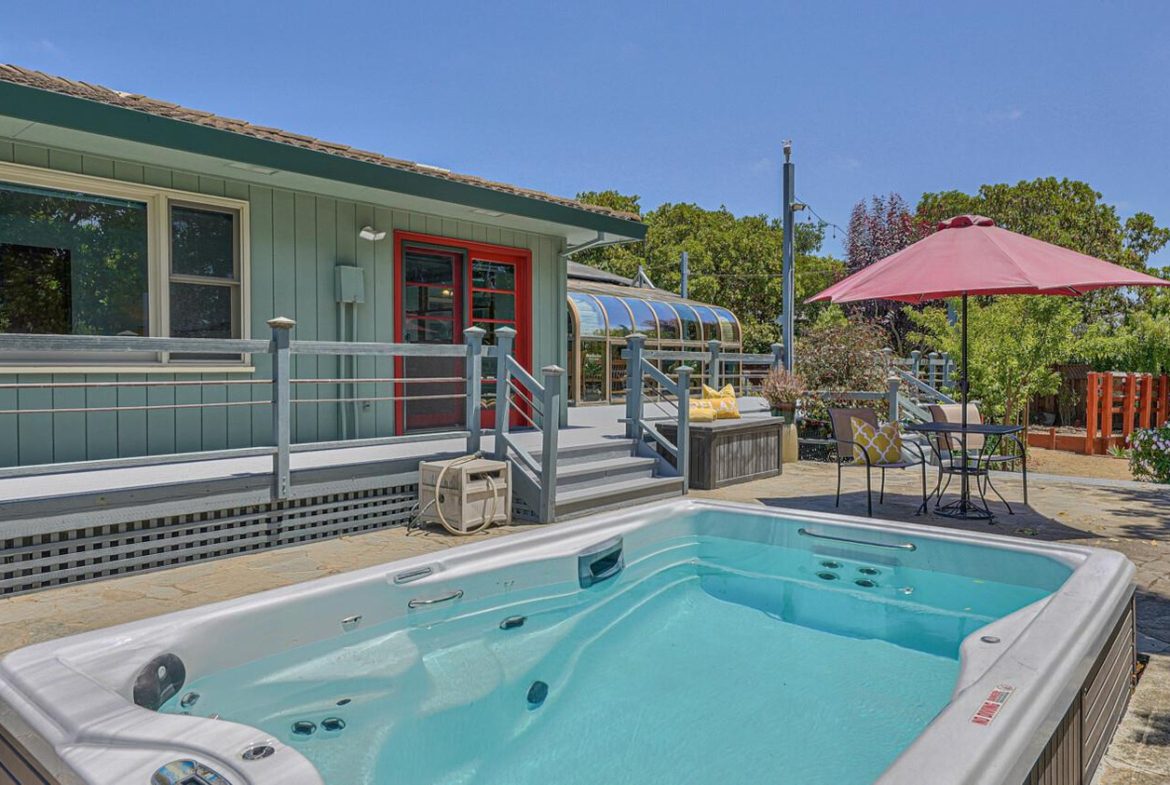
top-left (1027, 445), bottom-right (1136, 482)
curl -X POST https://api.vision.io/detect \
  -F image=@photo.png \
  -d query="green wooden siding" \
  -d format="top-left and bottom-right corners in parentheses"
top-left (0, 139), bottom-right (567, 466)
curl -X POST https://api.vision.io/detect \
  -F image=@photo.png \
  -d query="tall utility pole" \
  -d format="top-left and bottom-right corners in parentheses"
top-left (780, 141), bottom-right (796, 370)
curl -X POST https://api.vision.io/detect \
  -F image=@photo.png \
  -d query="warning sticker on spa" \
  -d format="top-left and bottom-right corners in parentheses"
top-left (971, 684), bottom-right (1015, 726)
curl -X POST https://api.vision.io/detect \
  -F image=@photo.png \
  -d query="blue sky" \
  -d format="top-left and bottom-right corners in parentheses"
top-left (5, 1), bottom-right (1169, 264)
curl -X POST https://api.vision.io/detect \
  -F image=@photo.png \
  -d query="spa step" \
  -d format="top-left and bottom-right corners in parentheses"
top-left (554, 456), bottom-right (658, 490)
top-left (554, 475), bottom-right (685, 521)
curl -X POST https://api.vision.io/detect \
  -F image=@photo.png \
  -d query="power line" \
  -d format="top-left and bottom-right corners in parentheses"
top-left (796, 198), bottom-right (848, 240)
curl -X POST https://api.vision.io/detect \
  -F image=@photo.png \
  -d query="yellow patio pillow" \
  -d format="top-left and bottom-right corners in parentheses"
top-left (703, 384), bottom-right (736, 400)
top-left (850, 417), bottom-right (902, 464)
top-left (689, 406), bottom-right (717, 423)
top-left (701, 384), bottom-right (741, 419)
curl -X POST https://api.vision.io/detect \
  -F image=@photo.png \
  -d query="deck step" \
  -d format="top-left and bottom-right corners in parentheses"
top-left (554, 475), bottom-right (685, 521)
top-left (554, 456), bottom-right (658, 490)
top-left (531, 438), bottom-right (640, 466)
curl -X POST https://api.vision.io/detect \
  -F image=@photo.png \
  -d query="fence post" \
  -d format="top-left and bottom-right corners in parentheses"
top-left (1101, 373), bottom-right (1115, 454)
top-left (1155, 376), bottom-right (1165, 430)
top-left (887, 376), bottom-right (900, 423)
top-left (676, 365), bottom-right (692, 493)
top-left (1085, 372), bottom-right (1099, 454)
top-left (268, 316), bottom-right (295, 500)
top-left (492, 326), bottom-right (516, 460)
top-left (624, 333), bottom-right (646, 439)
top-left (707, 339), bottom-right (721, 389)
top-left (539, 365), bottom-right (564, 523)
top-left (910, 350), bottom-right (921, 378)
top-left (1140, 373), bottom-right (1153, 430)
top-left (771, 343), bottom-right (784, 371)
top-left (941, 353), bottom-right (952, 387)
top-left (464, 326), bottom-right (485, 454)
top-left (1122, 373), bottom-right (1137, 441)
top-left (927, 352), bottom-right (940, 388)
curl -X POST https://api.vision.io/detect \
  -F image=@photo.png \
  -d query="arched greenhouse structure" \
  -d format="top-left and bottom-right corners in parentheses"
top-left (566, 263), bottom-right (745, 405)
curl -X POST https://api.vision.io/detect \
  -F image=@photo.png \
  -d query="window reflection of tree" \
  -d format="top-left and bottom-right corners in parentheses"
top-left (0, 244), bottom-right (71, 333)
top-left (0, 186), bottom-right (148, 336)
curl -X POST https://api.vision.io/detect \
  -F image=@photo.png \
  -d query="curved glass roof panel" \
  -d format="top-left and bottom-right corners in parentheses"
top-left (569, 293), bottom-right (607, 338)
top-left (594, 294), bottom-right (634, 337)
top-left (623, 297), bottom-right (658, 338)
top-left (674, 303), bottom-right (702, 342)
top-left (648, 301), bottom-right (681, 340)
top-left (692, 305), bottom-right (721, 342)
top-left (712, 307), bottom-right (739, 343)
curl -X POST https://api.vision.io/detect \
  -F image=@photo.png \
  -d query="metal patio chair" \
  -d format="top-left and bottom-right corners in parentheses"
top-left (828, 407), bottom-right (929, 517)
top-left (926, 403), bottom-right (1028, 512)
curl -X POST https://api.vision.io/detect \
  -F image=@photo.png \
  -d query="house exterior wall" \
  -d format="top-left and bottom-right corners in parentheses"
top-left (0, 139), bottom-right (568, 466)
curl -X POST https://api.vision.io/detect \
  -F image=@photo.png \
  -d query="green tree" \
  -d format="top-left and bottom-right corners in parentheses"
top-left (916, 178), bottom-right (1170, 327)
top-left (908, 296), bottom-right (1081, 425)
top-left (574, 192), bottom-right (845, 352)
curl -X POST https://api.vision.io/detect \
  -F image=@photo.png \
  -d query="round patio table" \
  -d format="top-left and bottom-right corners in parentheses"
top-left (905, 421), bottom-right (1027, 522)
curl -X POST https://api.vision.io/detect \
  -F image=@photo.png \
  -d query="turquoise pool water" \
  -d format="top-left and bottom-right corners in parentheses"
top-left (161, 531), bottom-right (1069, 784)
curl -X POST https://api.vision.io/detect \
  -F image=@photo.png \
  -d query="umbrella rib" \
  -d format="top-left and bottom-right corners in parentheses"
top-left (980, 228), bottom-right (1036, 287)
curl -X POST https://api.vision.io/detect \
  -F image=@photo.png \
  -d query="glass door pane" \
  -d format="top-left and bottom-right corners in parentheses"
top-left (401, 247), bottom-right (464, 432)
top-left (471, 257), bottom-right (520, 424)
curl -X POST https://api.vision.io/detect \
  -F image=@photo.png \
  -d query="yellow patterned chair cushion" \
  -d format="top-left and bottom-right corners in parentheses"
top-left (850, 417), bottom-right (902, 464)
top-left (702, 384), bottom-right (741, 420)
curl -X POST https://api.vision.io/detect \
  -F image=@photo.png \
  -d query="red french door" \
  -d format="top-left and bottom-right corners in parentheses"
top-left (393, 232), bottom-right (531, 434)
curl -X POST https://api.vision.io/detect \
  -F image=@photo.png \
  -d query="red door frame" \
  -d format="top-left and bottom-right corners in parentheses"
top-left (392, 231), bottom-right (532, 435)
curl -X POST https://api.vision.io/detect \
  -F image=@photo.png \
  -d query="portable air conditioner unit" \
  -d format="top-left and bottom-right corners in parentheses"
top-left (418, 456), bottom-right (511, 533)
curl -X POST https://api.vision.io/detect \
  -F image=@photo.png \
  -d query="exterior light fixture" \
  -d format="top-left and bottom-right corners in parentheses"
top-left (359, 226), bottom-right (387, 242)
top-left (791, 202), bottom-right (807, 212)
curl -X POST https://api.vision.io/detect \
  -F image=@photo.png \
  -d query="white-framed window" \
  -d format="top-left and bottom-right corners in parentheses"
top-left (0, 161), bottom-right (250, 369)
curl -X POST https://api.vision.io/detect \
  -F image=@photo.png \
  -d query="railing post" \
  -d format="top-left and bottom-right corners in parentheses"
top-left (910, 350), bottom-right (921, 378)
top-left (492, 326), bottom-right (516, 460)
top-left (941, 352), bottom-right (952, 387)
top-left (887, 376), bottom-right (900, 423)
top-left (707, 339), bottom-right (721, 389)
top-left (464, 326), bottom-right (485, 455)
top-left (539, 365), bottom-right (565, 523)
top-left (676, 365), bottom-right (692, 493)
top-left (625, 333), bottom-right (646, 440)
top-left (771, 343), bottom-right (784, 371)
top-left (268, 316), bottom-right (295, 500)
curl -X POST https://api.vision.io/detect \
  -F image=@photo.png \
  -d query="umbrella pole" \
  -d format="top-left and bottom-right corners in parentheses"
top-left (960, 292), bottom-right (969, 513)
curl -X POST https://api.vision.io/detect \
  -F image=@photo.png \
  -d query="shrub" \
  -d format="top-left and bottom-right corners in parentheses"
top-left (1129, 426), bottom-right (1170, 484)
top-left (795, 321), bottom-right (889, 423)
top-left (794, 321), bottom-right (888, 392)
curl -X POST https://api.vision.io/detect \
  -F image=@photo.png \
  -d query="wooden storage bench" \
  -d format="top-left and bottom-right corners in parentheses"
top-left (656, 417), bottom-right (783, 490)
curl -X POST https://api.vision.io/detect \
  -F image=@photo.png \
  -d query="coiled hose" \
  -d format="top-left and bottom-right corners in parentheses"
top-left (419, 453), bottom-right (500, 536)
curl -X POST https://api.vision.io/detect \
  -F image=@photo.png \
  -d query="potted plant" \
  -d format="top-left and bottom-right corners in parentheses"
top-left (762, 368), bottom-right (805, 423)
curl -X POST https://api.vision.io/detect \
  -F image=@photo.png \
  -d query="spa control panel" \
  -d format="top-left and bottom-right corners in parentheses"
top-left (151, 760), bottom-right (232, 785)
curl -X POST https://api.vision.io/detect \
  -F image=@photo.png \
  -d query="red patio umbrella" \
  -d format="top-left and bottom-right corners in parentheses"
top-left (808, 214), bottom-right (1170, 516)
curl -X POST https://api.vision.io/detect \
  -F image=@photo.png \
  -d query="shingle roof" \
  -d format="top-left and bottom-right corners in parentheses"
top-left (566, 260), bottom-right (633, 286)
top-left (0, 65), bottom-right (641, 225)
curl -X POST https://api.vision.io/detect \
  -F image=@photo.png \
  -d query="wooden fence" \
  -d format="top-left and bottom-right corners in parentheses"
top-left (1083, 372), bottom-right (1170, 454)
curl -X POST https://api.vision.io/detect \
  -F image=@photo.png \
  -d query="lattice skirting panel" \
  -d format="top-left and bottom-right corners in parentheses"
top-left (0, 484), bottom-right (419, 597)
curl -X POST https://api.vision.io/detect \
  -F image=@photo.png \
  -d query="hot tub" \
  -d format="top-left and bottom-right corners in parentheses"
top-left (0, 501), bottom-right (1135, 785)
